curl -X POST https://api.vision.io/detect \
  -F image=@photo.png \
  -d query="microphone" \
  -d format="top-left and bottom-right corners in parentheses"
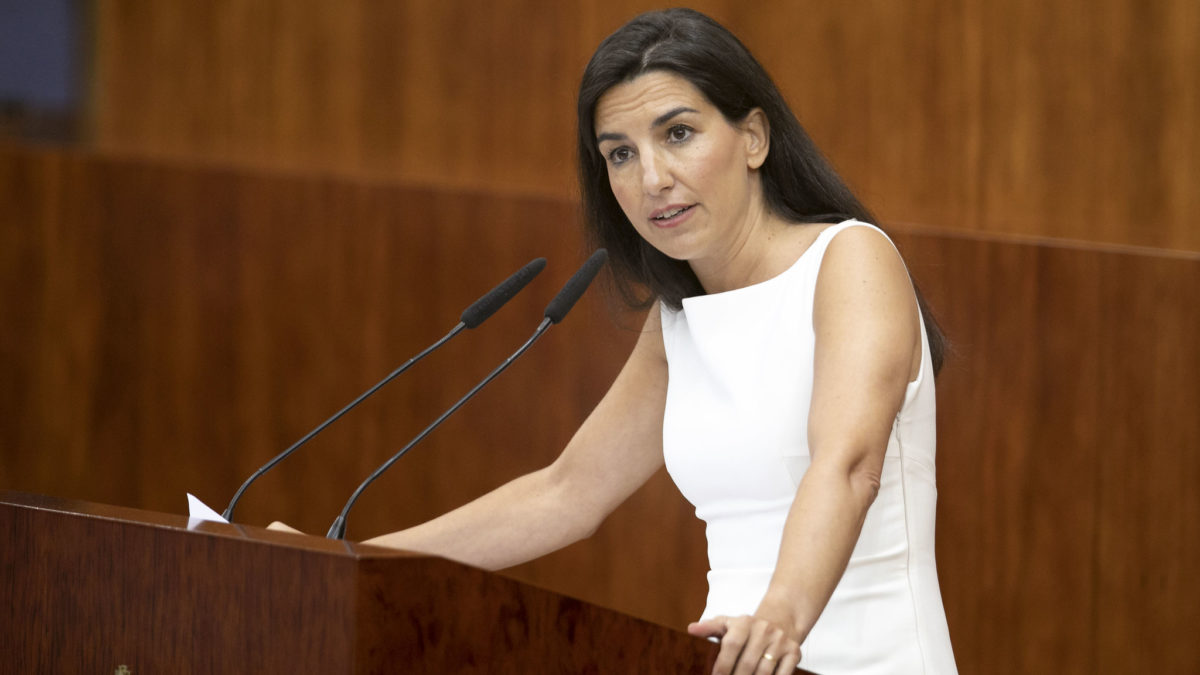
top-left (326, 249), bottom-right (608, 539)
top-left (221, 257), bottom-right (547, 522)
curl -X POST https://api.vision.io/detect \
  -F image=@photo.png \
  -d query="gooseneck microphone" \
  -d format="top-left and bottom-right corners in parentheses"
top-left (221, 257), bottom-right (547, 522)
top-left (326, 249), bottom-right (608, 539)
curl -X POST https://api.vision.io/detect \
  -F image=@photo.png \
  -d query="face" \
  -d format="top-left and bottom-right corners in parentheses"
top-left (593, 71), bottom-right (769, 264)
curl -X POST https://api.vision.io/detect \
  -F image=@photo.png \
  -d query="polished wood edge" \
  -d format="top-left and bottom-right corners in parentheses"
top-left (889, 219), bottom-right (1200, 260)
top-left (0, 489), bottom-right (411, 558)
top-left (0, 140), bottom-right (569, 203)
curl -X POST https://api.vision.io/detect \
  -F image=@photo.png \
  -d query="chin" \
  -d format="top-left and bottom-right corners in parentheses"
top-left (645, 241), bottom-right (694, 263)
top-left (638, 232), bottom-right (697, 262)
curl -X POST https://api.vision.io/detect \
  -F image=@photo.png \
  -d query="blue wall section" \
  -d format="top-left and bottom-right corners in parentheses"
top-left (0, 0), bottom-right (79, 108)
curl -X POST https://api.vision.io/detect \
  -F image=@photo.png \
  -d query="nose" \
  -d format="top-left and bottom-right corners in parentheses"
top-left (641, 150), bottom-right (673, 195)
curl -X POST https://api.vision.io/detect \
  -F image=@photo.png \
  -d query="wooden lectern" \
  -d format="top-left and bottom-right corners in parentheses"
top-left (1, 490), bottom-right (732, 673)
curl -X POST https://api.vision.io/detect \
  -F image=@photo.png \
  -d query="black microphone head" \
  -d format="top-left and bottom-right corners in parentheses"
top-left (544, 249), bottom-right (608, 324)
top-left (460, 257), bottom-right (547, 328)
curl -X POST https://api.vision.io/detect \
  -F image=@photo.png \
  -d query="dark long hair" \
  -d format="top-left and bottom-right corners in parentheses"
top-left (577, 8), bottom-right (945, 372)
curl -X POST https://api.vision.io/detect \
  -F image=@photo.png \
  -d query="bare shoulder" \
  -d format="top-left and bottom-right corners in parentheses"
top-left (813, 224), bottom-right (920, 381)
top-left (821, 224), bottom-right (909, 282)
top-left (816, 225), bottom-right (916, 316)
top-left (642, 298), bottom-right (665, 332)
top-left (631, 300), bottom-right (667, 363)
top-left (599, 300), bottom-right (668, 407)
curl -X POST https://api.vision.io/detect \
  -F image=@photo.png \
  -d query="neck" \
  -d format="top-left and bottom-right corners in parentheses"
top-left (689, 198), bottom-right (793, 295)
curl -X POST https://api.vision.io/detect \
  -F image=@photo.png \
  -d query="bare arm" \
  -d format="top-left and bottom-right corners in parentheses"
top-left (691, 226), bottom-right (922, 673)
top-left (363, 308), bottom-right (669, 571)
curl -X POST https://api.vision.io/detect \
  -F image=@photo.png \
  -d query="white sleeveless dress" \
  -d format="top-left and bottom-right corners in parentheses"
top-left (661, 221), bottom-right (957, 674)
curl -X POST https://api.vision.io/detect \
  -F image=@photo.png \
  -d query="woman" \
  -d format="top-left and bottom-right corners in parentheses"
top-left (366, 9), bottom-right (956, 674)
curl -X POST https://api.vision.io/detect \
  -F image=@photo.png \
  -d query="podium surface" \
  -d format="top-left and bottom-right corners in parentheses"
top-left (1, 490), bottom-right (733, 673)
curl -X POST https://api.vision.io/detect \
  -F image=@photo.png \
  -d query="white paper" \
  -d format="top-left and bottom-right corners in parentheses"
top-left (186, 493), bottom-right (229, 525)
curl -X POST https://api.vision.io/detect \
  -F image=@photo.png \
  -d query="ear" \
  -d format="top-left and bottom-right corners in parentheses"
top-left (741, 108), bottom-right (770, 170)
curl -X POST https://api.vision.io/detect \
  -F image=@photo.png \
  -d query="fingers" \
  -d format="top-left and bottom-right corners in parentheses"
top-left (775, 648), bottom-right (802, 673)
top-left (704, 615), bottom-right (802, 675)
top-left (754, 649), bottom-right (778, 675)
top-left (266, 521), bottom-right (302, 533)
top-left (712, 615), bottom-right (771, 675)
top-left (708, 615), bottom-right (750, 675)
top-left (739, 620), bottom-right (782, 675)
top-left (688, 616), bottom-right (730, 639)
top-left (757, 633), bottom-right (802, 675)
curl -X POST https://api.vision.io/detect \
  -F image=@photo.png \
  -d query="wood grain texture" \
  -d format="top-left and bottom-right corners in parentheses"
top-left (0, 490), bottom-right (729, 673)
top-left (3, 144), bottom-right (1198, 673)
top-left (90, 0), bottom-right (583, 197)
top-left (893, 230), bottom-right (1200, 674)
top-left (87, 0), bottom-right (1200, 251)
top-left (0, 141), bottom-right (708, 631)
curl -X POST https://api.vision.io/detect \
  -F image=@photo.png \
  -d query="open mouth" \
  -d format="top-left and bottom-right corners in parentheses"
top-left (652, 205), bottom-right (694, 221)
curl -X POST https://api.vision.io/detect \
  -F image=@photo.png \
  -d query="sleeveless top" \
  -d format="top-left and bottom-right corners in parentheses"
top-left (660, 221), bottom-right (957, 674)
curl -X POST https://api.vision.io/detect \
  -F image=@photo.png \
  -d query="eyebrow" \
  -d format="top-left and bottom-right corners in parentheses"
top-left (596, 106), bottom-right (699, 144)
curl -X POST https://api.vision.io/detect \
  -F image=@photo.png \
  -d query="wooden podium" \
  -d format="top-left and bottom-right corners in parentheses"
top-left (0, 490), bottom-right (727, 673)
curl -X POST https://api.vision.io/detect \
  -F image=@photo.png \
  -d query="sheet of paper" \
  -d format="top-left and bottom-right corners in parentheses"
top-left (186, 493), bottom-right (229, 525)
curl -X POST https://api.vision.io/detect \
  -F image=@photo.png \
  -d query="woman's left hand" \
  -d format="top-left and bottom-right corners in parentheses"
top-left (687, 608), bottom-right (803, 675)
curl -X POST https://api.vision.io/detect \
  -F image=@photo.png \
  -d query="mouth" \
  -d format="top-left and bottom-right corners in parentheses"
top-left (649, 204), bottom-right (695, 226)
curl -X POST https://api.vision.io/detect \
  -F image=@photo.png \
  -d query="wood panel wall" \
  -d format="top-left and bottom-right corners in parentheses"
top-left (88, 0), bottom-right (1200, 251)
top-left (3, 143), bottom-right (1198, 673)
top-left (895, 230), bottom-right (1200, 673)
top-left (7, 0), bottom-right (1199, 671)
top-left (0, 142), bottom-right (708, 629)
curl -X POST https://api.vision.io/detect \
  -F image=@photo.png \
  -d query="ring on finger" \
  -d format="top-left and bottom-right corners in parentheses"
top-left (762, 652), bottom-right (775, 662)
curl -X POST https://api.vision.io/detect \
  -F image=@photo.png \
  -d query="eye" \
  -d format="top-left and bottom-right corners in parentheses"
top-left (606, 146), bottom-right (634, 165)
top-left (667, 124), bottom-right (693, 143)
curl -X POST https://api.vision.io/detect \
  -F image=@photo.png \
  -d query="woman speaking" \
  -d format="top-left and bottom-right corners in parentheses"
top-left (365, 9), bottom-right (957, 674)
